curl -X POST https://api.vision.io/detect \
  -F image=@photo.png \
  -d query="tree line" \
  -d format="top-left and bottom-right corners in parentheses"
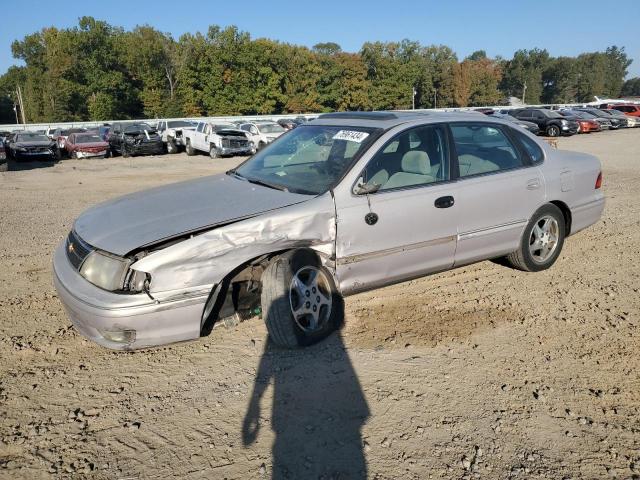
top-left (0, 17), bottom-right (636, 124)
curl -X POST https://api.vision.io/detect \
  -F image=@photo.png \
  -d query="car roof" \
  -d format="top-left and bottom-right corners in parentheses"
top-left (309, 110), bottom-right (493, 129)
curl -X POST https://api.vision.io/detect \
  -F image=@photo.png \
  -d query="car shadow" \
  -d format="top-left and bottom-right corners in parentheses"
top-left (7, 159), bottom-right (57, 171)
top-left (242, 327), bottom-right (369, 479)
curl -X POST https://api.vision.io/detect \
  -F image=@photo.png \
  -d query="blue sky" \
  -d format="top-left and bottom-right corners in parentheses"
top-left (2, 0), bottom-right (639, 78)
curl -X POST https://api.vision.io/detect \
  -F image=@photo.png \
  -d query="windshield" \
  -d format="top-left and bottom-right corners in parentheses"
top-left (545, 110), bottom-right (563, 119)
top-left (213, 124), bottom-right (238, 131)
top-left (167, 121), bottom-right (194, 128)
top-left (233, 125), bottom-right (379, 195)
top-left (16, 133), bottom-right (50, 142)
top-left (76, 134), bottom-right (104, 144)
top-left (258, 123), bottom-right (285, 134)
top-left (125, 123), bottom-right (153, 133)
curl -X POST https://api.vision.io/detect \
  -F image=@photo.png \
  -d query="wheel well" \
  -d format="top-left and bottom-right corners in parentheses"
top-left (549, 200), bottom-right (572, 236)
top-left (199, 248), bottom-right (327, 336)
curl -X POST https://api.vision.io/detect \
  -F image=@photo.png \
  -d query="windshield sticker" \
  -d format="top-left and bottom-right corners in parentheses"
top-left (332, 130), bottom-right (369, 143)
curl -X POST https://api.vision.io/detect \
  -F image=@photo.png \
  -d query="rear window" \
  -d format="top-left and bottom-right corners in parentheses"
top-left (513, 131), bottom-right (544, 164)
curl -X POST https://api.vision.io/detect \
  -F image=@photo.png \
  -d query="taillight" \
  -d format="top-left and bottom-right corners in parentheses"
top-left (595, 172), bottom-right (602, 189)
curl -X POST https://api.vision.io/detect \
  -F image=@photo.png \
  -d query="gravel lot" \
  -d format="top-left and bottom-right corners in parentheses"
top-left (0, 130), bottom-right (639, 479)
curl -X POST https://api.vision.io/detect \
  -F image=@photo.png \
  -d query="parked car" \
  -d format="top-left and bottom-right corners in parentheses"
top-left (239, 121), bottom-right (287, 150)
top-left (573, 108), bottom-right (620, 129)
top-left (52, 128), bottom-right (87, 152)
top-left (108, 123), bottom-right (164, 157)
top-left (156, 120), bottom-right (196, 154)
top-left (65, 133), bottom-right (110, 159)
top-left (509, 108), bottom-right (579, 137)
top-left (607, 104), bottom-right (640, 117)
top-left (489, 112), bottom-right (540, 134)
top-left (7, 132), bottom-right (59, 161)
top-left (53, 111), bottom-right (604, 351)
top-left (600, 108), bottom-right (636, 127)
top-left (558, 110), bottom-right (601, 133)
top-left (183, 122), bottom-right (255, 159)
top-left (277, 118), bottom-right (299, 131)
top-left (0, 138), bottom-right (6, 171)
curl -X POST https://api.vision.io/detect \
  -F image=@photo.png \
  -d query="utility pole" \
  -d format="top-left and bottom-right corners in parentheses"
top-left (434, 88), bottom-right (437, 109)
top-left (412, 87), bottom-right (416, 110)
top-left (522, 81), bottom-right (527, 105)
top-left (16, 85), bottom-right (26, 125)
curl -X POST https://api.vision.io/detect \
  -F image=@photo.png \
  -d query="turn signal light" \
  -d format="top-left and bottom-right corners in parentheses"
top-left (595, 172), bottom-right (602, 189)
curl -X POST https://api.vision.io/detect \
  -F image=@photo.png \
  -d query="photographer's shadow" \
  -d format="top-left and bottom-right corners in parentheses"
top-left (243, 329), bottom-right (369, 479)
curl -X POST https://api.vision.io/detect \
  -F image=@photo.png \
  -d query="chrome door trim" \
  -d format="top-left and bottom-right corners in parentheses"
top-left (458, 219), bottom-right (528, 241)
top-left (337, 235), bottom-right (457, 266)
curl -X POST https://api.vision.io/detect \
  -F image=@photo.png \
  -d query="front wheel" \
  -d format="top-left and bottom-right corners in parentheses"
top-left (546, 125), bottom-right (560, 137)
top-left (261, 249), bottom-right (343, 348)
top-left (209, 144), bottom-right (220, 159)
top-left (503, 204), bottom-right (566, 272)
top-left (185, 139), bottom-right (195, 156)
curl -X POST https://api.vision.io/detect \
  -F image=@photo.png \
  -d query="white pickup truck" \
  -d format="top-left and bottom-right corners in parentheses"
top-left (183, 122), bottom-right (255, 159)
top-left (156, 120), bottom-right (197, 154)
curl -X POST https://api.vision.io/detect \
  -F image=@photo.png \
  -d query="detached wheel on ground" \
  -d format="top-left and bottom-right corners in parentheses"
top-left (503, 203), bottom-right (566, 272)
top-left (167, 138), bottom-right (178, 154)
top-left (185, 139), bottom-right (195, 156)
top-left (261, 249), bottom-right (343, 348)
top-left (546, 124), bottom-right (560, 137)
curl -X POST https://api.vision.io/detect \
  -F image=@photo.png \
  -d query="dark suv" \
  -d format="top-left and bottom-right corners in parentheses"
top-left (509, 108), bottom-right (579, 137)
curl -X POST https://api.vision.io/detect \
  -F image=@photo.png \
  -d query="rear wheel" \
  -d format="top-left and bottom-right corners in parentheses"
top-left (546, 124), bottom-right (560, 137)
top-left (185, 139), bottom-right (195, 156)
top-left (503, 204), bottom-right (566, 272)
top-left (261, 249), bottom-right (342, 348)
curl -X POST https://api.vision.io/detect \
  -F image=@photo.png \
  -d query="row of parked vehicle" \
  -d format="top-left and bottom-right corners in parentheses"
top-left (0, 104), bottom-right (637, 167)
top-left (0, 115), bottom-right (318, 164)
top-left (479, 103), bottom-right (640, 137)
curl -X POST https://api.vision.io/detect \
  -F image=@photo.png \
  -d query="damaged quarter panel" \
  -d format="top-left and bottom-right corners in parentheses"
top-left (131, 193), bottom-right (336, 295)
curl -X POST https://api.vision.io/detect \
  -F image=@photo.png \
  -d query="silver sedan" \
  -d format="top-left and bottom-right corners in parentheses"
top-left (53, 111), bottom-right (604, 350)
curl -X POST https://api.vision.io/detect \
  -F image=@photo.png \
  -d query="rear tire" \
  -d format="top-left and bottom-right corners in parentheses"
top-left (503, 203), bottom-right (566, 272)
top-left (261, 249), bottom-right (343, 348)
top-left (185, 139), bottom-right (195, 156)
top-left (0, 162), bottom-right (7, 172)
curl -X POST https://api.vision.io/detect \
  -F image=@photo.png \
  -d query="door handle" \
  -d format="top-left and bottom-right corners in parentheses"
top-left (526, 178), bottom-right (541, 190)
top-left (434, 196), bottom-right (455, 208)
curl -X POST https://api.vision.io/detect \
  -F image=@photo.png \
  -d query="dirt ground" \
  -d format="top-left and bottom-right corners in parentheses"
top-left (0, 130), bottom-right (639, 480)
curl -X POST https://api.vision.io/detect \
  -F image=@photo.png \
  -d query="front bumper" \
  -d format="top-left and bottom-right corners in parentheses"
top-left (52, 241), bottom-right (206, 350)
top-left (13, 150), bottom-right (57, 160)
top-left (126, 141), bottom-right (164, 156)
top-left (76, 150), bottom-right (107, 158)
top-left (220, 146), bottom-right (254, 156)
top-left (560, 124), bottom-right (579, 135)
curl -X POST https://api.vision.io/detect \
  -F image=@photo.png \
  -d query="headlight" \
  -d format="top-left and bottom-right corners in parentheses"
top-left (80, 250), bottom-right (130, 291)
top-left (16, 147), bottom-right (27, 152)
top-left (560, 119), bottom-right (568, 125)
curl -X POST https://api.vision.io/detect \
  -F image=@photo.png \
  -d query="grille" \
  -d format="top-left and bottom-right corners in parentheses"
top-left (221, 138), bottom-right (249, 149)
top-left (65, 230), bottom-right (93, 270)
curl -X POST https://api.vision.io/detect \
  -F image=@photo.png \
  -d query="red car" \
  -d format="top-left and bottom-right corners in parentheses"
top-left (577, 118), bottom-right (601, 133)
top-left (607, 104), bottom-right (640, 117)
top-left (65, 133), bottom-right (110, 159)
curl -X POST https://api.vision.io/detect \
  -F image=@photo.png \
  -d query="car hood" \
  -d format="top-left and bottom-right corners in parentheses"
top-left (14, 141), bottom-right (54, 147)
top-left (73, 174), bottom-right (312, 256)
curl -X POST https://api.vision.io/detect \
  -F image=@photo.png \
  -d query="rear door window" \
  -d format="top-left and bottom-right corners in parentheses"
top-left (450, 123), bottom-right (524, 177)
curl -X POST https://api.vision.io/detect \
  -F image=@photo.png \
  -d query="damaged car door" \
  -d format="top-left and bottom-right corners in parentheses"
top-left (334, 124), bottom-right (459, 294)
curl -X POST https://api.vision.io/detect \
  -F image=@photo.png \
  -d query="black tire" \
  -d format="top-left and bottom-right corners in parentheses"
top-left (0, 162), bottom-right (7, 172)
top-left (185, 139), bottom-right (195, 156)
top-left (258, 141), bottom-right (266, 151)
top-left (209, 144), bottom-right (220, 159)
top-left (503, 203), bottom-right (566, 272)
top-left (546, 124), bottom-right (560, 137)
top-left (261, 249), bottom-right (343, 348)
top-left (167, 138), bottom-right (178, 154)
top-left (122, 144), bottom-right (130, 158)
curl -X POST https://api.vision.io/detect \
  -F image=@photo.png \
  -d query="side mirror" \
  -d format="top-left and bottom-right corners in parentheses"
top-left (353, 178), bottom-right (381, 195)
